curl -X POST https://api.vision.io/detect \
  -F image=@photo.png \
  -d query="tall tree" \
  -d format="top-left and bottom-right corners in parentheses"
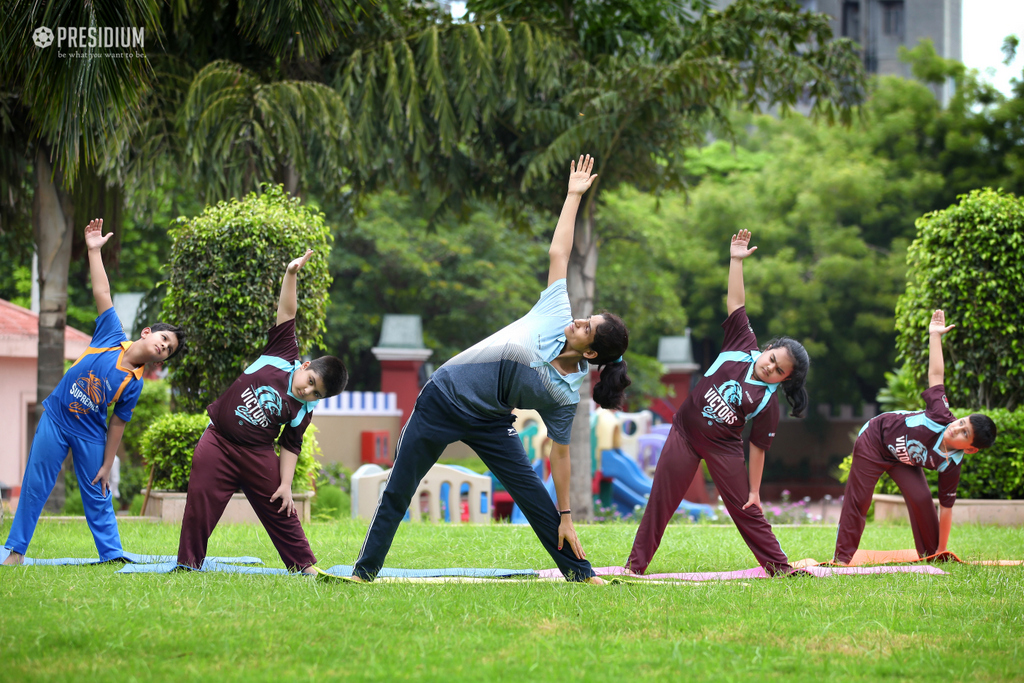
top-left (1, 0), bottom-right (159, 508)
top-left (322, 0), bottom-right (865, 517)
top-left (457, 0), bottom-right (866, 518)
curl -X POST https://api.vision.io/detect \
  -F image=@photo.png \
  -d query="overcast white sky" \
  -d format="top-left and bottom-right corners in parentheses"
top-left (962, 0), bottom-right (1022, 95)
top-left (452, 1), bottom-right (1021, 95)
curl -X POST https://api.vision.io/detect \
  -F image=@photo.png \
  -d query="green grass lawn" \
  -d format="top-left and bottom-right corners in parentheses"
top-left (1, 517), bottom-right (1022, 682)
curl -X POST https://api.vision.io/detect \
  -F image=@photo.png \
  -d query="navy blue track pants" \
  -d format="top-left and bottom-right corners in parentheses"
top-left (353, 381), bottom-right (595, 582)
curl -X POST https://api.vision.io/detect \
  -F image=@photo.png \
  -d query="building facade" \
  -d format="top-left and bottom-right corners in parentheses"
top-left (713, 0), bottom-right (962, 104)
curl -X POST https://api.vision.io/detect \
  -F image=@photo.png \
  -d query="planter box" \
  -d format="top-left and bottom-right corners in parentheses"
top-left (872, 493), bottom-right (1024, 526)
top-left (142, 490), bottom-right (315, 525)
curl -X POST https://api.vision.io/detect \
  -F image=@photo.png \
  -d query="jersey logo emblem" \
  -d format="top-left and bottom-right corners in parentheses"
top-left (508, 428), bottom-right (518, 437)
top-left (888, 436), bottom-right (928, 466)
top-left (68, 371), bottom-right (103, 417)
top-left (701, 380), bottom-right (742, 426)
top-left (235, 385), bottom-right (283, 428)
top-left (942, 394), bottom-right (949, 409)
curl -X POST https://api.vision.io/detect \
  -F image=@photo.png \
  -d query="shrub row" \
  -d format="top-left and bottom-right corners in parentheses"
top-left (139, 413), bottom-right (322, 492)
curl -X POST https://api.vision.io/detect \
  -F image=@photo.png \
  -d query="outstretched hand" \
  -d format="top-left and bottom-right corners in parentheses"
top-left (557, 515), bottom-right (586, 560)
top-left (84, 218), bottom-right (112, 251)
top-left (567, 154), bottom-right (598, 196)
top-left (287, 249), bottom-right (313, 274)
top-left (730, 229), bottom-right (757, 260)
top-left (929, 309), bottom-right (955, 335)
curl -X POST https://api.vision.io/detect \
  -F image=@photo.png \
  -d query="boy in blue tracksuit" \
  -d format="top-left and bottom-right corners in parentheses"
top-left (3, 218), bottom-right (185, 565)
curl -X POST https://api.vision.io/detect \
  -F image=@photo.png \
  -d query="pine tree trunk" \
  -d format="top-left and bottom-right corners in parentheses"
top-left (33, 146), bottom-right (75, 513)
top-left (566, 202), bottom-right (598, 521)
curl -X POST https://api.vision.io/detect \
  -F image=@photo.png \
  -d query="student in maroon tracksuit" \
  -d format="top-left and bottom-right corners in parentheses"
top-left (177, 250), bottom-right (347, 573)
top-left (833, 310), bottom-right (997, 564)
top-left (626, 229), bottom-right (810, 576)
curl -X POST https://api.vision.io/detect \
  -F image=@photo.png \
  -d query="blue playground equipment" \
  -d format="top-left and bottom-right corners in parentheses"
top-left (509, 458), bottom-right (550, 525)
top-left (503, 410), bottom-right (715, 524)
top-left (402, 465), bottom-right (489, 523)
top-left (600, 448), bottom-right (715, 521)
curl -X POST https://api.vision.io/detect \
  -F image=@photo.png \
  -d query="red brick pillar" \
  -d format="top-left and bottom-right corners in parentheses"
top-left (372, 348), bottom-right (432, 427)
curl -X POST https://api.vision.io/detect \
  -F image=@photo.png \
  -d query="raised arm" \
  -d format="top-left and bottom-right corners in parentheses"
top-left (548, 155), bottom-right (598, 286)
top-left (927, 309), bottom-right (954, 388)
top-left (726, 229), bottom-right (757, 315)
top-left (84, 218), bottom-right (114, 314)
top-left (277, 249), bottom-right (313, 325)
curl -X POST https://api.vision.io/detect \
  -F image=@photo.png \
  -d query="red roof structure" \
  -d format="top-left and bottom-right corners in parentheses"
top-left (0, 298), bottom-right (92, 359)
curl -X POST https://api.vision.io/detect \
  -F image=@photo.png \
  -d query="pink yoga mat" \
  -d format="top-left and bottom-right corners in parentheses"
top-left (536, 565), bottom-right (947, 580)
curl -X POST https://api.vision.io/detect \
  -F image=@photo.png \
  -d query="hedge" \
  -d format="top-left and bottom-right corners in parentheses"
top-left (140, 413), bottom-right (322, 492)
top-left (163, 184), bottom-right (332, 413)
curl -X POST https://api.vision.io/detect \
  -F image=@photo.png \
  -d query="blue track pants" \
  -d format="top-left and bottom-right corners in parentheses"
top-left (5, 410), bottom-right (123, 560)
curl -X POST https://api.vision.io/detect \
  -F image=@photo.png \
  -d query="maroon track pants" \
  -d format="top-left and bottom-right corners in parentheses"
top-left (177, 426), bottom-right (316, 570)
top-left (626, 425), bottom-right (792, 576)
top-left (834, 435), bottom-right (939, 564)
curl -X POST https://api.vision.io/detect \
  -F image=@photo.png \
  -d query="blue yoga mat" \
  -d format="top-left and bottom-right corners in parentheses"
top-left (323, 565), bottom-right (537, 578)
top-left (1, 547), bottom-right (263, 567)
top-left (119, 560), bottom-right (293, 575)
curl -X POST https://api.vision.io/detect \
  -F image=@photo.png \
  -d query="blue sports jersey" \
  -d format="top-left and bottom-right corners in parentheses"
top-left (42, 307), bottom-right (144, 444)
top-left (430, 279), bottom-right (587, 445)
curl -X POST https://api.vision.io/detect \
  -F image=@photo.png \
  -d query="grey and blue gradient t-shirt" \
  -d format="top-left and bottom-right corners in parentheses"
top-left (430, 279), bottom-right (588, 445)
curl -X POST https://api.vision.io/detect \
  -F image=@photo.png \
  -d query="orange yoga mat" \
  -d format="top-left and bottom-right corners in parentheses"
top-left (792, 549), bottom-right (1023, 568)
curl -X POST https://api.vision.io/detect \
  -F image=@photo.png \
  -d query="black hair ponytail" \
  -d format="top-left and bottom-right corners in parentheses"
top-left (590, 311), bottom-right (632, 410)
top-left (763, 336), bottom-right (809, 418)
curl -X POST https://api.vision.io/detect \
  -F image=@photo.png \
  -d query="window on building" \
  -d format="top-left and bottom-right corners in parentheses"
top-left (882, 1), bottom-right (905, 40)
top-left (842, 2), bottom-right (860, 39)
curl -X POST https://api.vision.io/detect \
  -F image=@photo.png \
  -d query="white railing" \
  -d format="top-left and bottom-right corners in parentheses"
top-left (315, 391), bottom-right (402, 416)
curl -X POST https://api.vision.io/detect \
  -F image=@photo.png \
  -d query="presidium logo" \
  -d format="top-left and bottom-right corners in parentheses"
top-left (32, 25), bottom-right (145, 57)
top-left (32, 27), bottom-right (54, 48)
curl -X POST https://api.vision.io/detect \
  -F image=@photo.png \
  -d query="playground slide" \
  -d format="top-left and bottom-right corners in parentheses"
top-left (601, 449), bottom-right (716, 521)
top-left (510, 458), bottom-right (550, 525)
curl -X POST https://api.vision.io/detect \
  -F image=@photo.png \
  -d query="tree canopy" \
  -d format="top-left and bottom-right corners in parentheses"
top-left (163, 185), bottom-right (332, 412)
top-left (896, 188), bottom-right (1024, 411)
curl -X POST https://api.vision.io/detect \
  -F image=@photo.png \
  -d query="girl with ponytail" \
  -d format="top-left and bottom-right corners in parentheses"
top-left (350, 155), bottom-right (630, 585)
top-left (626, 229), bottom-right (809, 577)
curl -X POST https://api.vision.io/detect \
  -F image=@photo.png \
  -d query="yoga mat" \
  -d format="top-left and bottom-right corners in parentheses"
top-left (536, 565), bottom-right (947, 581)
top-left (119, 560), bottom-right (289, 575)
top-left (322, 565), bottom-right (538, 579)
top-left (1, 547), bottom-right (263, 567)
top-left (811, 549), bottom-right (1023, 568)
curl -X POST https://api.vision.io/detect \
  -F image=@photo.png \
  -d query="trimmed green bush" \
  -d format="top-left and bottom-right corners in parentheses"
top-left (140, 413), bottom-right (209, 492)
top-left (895, 189), bottom-right (1024, 411)
top-left (128, 494), bottom-right (145, 516)
top-left (292, 423), bottom-right (324, 492)
top-left (119, 379), bottom-right (171, 464)
top-left (139, 413), bottom-right (321, 492)
top-left (311, 485), bottom-right (348, 520)
top-left (315, 462), bottom-right (352, 494)
top-left (840, 408), bottom-right (1024, 500)
top-left (163, 184), bottom-right (333, 413)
